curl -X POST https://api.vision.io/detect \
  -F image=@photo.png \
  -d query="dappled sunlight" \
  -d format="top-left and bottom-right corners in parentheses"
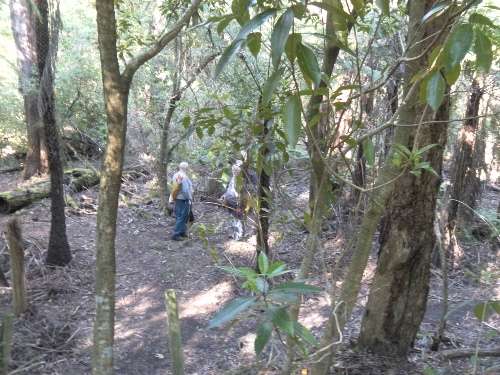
top-left (179, 279), bottom-right (234, 319)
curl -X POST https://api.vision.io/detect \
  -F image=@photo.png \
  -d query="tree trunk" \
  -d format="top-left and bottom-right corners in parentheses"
top-left (9, 0), bottom-right (49, 179)
top-left (6, 218), bottom-right (29, 316)
top-left (311, 0), bottom-right (453, 372)
top-left (447, 79), bottom-right (483, 232)
top-left (35, 0), bottom-right (72, 267)
top-left (93, 1), bottom-right (201, 373)
top-left (358, 88), bottom-right (450, 356)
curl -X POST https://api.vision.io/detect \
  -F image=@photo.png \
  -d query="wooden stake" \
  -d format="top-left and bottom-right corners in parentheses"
top-left (6, 218), bottom-right (28, 316)
top-left (165, 289), bottom-right (185, 375)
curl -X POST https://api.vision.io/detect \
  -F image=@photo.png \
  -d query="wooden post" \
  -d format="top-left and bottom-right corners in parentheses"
top-left (6, 218), bottom-right (28, 316)
top-left (0, 313), bottom-right (14, 375)
top-left (165, 289), bottom-right (185, 375)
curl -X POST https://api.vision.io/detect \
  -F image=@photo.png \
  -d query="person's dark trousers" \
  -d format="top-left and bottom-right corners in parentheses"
top-left (173, 199), bottom-right (190, 238)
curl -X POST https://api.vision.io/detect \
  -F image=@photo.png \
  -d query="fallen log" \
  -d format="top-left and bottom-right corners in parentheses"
top-left (0, 168), bottom-right (99, 214)
top-left (441, 346), bottom-right (500, 358)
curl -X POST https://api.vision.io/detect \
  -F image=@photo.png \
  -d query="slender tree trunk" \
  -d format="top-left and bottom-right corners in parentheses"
top-left (358, 87), bottom-right (450, 355)
top-left (9, 0), bottom-right (48, 178)
top-left (256, 116), bottom-right (271, 257)
top-left (36, 0), bottom-right (71, 267)
top-left (311, 0), bottom-right (452, 372)
top-left (93, 1), bottom-right (201, 373)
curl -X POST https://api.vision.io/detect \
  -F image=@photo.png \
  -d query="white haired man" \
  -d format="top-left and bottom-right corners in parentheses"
top-left (171, 162), bottom-right (193, 241)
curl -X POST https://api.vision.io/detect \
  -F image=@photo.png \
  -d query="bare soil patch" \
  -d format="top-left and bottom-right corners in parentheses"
top-left (0, 165), bottom-right (499, 374)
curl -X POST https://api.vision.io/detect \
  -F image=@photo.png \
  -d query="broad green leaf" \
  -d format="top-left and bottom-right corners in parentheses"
top-left (443, 63), bottom-right (461, 86)
top-left (428, 44), bottom-right (444, 67)
top-left (307, 112), bottom-right (325, 128)
top-left (350, 0), bottom-right (366, 18)
top-left (216, 265), bottom-right (258, 278)
top-left (303, 211), bottom-right (312, 227)
top-left (473, 301), bottom-right (490, 322)
top-left (271, 8), bottom-right (294, 68)
top-left (235, 8), bottom-right (277, 40)
top-left (414, 143), bottom-right (437, 156)
top-left (363, 138), bottom-right (375, 168)
top-left (339, 135), bottom-right (357, 147)
top-left (422, 2), bottom-right (451, 23)
top-left (258, 252), bottom-right (270, 275)
top-left (214, 39), bottom-right (245, 79)
top-left (426, 70), bottom-right (445, 111)
top-left (376, 0), bottom-right (389, 15)
top-left (474, 29), bottom-right (493, 72)
top-left (469, 13), bottom-right (498, 28)
top-left (266, 290), bottom-right (301, 303)
top-left (282, 94), bottom-right (302, 148)
top-left (231, 0), bottom-right (250, 26)
top-left (265, 306), bottom-right (294, 335)
top-left (255, 321), bottom-right (273, 356)
top-left (296, 43), bottom-right (321, 88)
top-left (293, 321), bottom-right (318, 347)
top-left (311, 33), bottom-right (356, 56)
top-left (289, 335), bottom-right (309, 358)
top-left (268, 262), bottom-right (288, 278)
top-left (284, 33), bottom-right (302, 63)
top-left (196, 126), bottom-right (203, 139)
top-left (490, 300), bottom-right (500, 314)
top-left (247, 32), bottom-right (262, 58)
top-left (443, 24), bottom-right (473, 73)
top-left (262, 67), bottom-right (285, 109)
top-left (309, 1), bottom-right (356, 24)
top-left (274, 281), bottom-right (321, 293)
top-left (206, 296), bottom-right (257, 328)
top-left (217, 15), bottom-right (234, 35)
top-left (255, 277), bottom-right (270, 294)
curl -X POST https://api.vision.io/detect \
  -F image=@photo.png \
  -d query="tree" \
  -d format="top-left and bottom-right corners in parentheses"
top-left (9, 0), bottom-right (49, 178)
top-left (92, 1), bottom-right (201, 373)
top-left (36, 0), bottom-right (72, 266)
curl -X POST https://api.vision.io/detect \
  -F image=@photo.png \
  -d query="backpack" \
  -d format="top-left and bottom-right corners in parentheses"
top-left (170, 174), bottom-right (184, 200)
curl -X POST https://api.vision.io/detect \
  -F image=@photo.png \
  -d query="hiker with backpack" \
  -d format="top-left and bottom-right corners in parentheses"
top-left (170, 162), bottom-right (193, 241)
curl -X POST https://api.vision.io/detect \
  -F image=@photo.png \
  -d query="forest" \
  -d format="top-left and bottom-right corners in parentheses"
top-left (0, 0), bottom-right (499, 374)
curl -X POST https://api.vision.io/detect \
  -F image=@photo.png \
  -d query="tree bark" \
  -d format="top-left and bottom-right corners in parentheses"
top-left (93, 1), bottom-right (201, 374)
top-left (358, 89), bottom-right (450, 356)
top-left (311, 0), bottom-right (453, 372)
top-left (6, 218), bottom-right (29, 316)
top-left (35, 0), bottom-right (72, 267)
top-left (9, 0), bottom-right (49, 178)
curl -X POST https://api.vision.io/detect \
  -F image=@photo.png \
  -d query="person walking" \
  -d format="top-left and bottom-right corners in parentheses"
top-left (221, 161), bottom-right (245, 240)
top-left (171, 162), bottom-right (193, 241)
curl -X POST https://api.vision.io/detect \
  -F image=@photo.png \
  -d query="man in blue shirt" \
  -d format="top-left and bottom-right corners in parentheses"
top-left (171, 162), bottom-right (193, 241)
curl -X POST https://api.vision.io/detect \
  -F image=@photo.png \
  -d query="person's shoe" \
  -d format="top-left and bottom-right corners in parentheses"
top-left (171, 236), bottom-right (183, 241)
top-left (179, 233), bottom-right (188, 238)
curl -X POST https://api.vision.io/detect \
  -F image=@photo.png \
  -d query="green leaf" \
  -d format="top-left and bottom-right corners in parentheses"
top-left (284, 32), bottom-right (302, 63)
top-left (206, 296), bottom-right (257, 329)
top-left (265, 306), bottom-right (294, 335)
top-left (339, 135), bottom-right (357, 147)
top-left (282, 94), bottom-right (302, 148)
top-left (258, 252), bottom-right (270, 275)
top-left (216, 265), bottom-right (258, 278)
top-left (271, 8), bottom-right (294, 68)
top-left (293, 321), bottom-right (317, 347)
top-left (474, 29), bottom-right (493, 72)
top-left (303, 211), bottom-right (312, 227)
top-left (363, 138), bottom-right (375, 168)
top-left (235, 8), bottom-right (277, 40)
top-left (214, 39), bottom-right (246, 79)
top-left (266, 290), bottom-right (301, 303)
top-left (247, 32), bottom-right (262, 58)
top-left (426, 70), bottom-right (445, 111)
top-left (350, 0), bottom-right (366, 18)
top-left (376, 0), bottom-right (390, 15)
top-left (268, 261), bottom-right (287, 278)
top-left (443, 63), bottom-right (461, 86)
top-left (217, 15), bottom-right (235, 35)
top-left (443, 24), bottom-right (474, 73)
top-left (309, 1), bottom-right (356, 24)
top-left (422, 2), bottom-right (451, 23)
top-left (473, 301), bottom-right (490, 322)
top-left (489, 300), bottom-right (500, 314)
top-left (469, 13), bottom-right (498, 28)
top-left (255, 277), bottom-right (270, 294)
top-left (255, 321), bottom-right (273, 356)
top-left (262, 67), bottom-right (285, 109)
top-left (296, 43), bottom-right (321, 88)
top-left (274, 281), bottom-right (321, 293)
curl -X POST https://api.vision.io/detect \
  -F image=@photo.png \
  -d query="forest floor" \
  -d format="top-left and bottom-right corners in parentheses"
top-left (0, 162), bottom-right (499, 375)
